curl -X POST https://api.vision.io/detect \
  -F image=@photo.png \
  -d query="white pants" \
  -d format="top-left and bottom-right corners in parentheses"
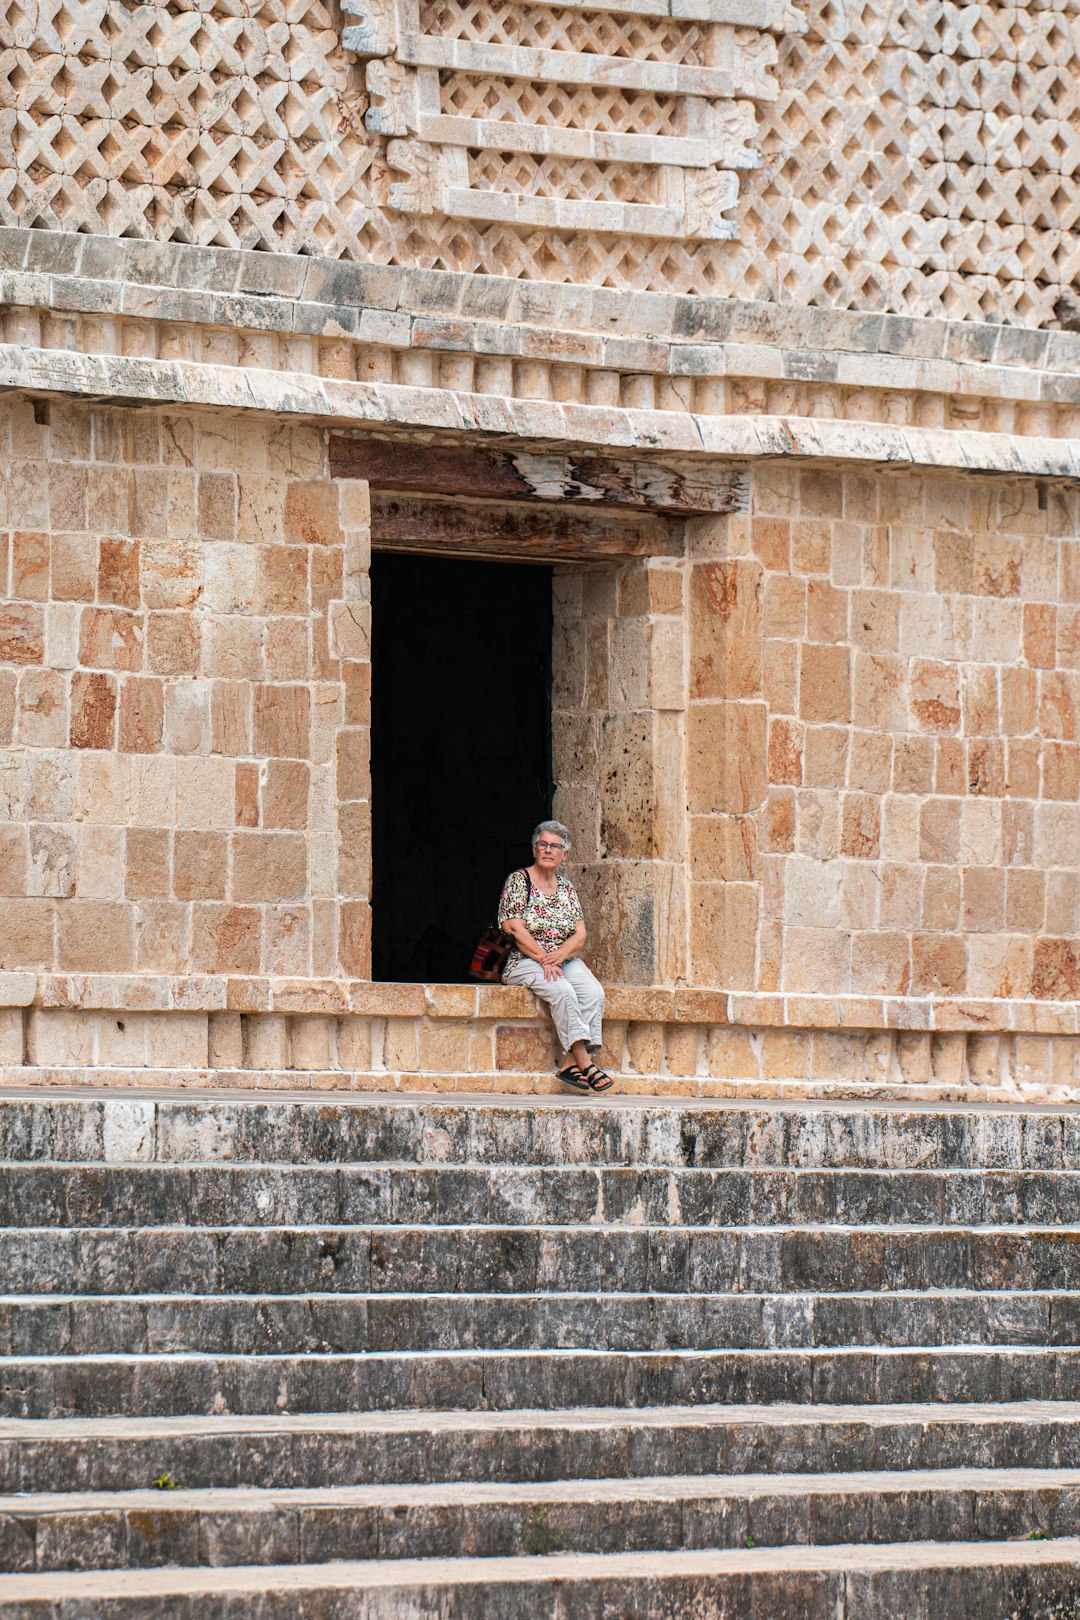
top-left (504, 956), bottom-right (606, 1060)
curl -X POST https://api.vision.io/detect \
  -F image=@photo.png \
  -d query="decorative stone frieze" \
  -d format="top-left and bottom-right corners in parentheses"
top-left (5, 233), bottom-right (1080, 463)
top-left (341, 0), bottom-right (800, 242)
top-left (3, 0), bottom-right (1076, 317)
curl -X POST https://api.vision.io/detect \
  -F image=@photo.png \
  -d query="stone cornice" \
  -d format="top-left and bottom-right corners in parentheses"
top-left (3, 342), bottom-right (1080, 481)
top-left (2, 228), bottom-right (1079, 377)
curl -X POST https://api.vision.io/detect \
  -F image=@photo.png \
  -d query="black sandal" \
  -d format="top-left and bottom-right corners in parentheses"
top-left (583, 1063), bottom-right (613, 1092)
top-left (557, 1064), bottom-right (591, 1091)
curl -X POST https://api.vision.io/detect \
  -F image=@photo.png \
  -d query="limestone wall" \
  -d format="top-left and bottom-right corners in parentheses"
top-left (687, 466), bottom-right (1080, 1002)
top-left (0, 399), bottom-right (372, 980)
top-left (552, 558), bottom-right (687, 987)
top-left (2, 0), bottom-right (1076, 319)
top-left (4, 394), bottom-right (1078, 1022)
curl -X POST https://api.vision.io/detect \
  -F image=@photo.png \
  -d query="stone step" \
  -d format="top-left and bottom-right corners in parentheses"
top-left (0, 1096), bottom-right (1072, 1173)
top-left (6, 1346), bottom-right (1080, 1420)
top-left (4, 1289), bottom-right (1080, 1356)
top-left (5, 1403), bottom-right (1079, 1494)
top-left (3, 1223), bottom-right (1077, 1297)
top-left (5, 1466), bottom-right (1080, 1572)
top-left (5, 1161), bottom-right (1080, 1227)
top-left (2, 1538), bottom-right (1080, 1617)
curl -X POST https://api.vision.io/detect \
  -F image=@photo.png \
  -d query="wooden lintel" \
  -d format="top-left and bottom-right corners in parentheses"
top-left (369, 492), bottom-right (680, 560)
top-left (331, 434), bottom-right (747, 517)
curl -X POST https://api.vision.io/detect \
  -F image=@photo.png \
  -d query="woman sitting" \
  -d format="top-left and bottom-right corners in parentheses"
top-left (498, 820), bottom-right (613, 1093)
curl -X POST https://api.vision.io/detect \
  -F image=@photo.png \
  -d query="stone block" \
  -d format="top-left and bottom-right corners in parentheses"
top-left (253, 686), bottom-right (311, 761)
top-left (783, 926), bottom-right (851, 994)
top-left (799, 643), bottom-right (851, 725)
top-left (191, 905), bottom-right (262, 975)
top-left (79, 607), bottom-right (144, 672)
top-left (0, 603), bottom-right (44, 665)
top-left (690, 881), bottom-right (758, 988)
top-left (336, 1016), bottom-right (373, 1071)
top-left (687, 702), bottom-right (767, 815)
top-left (26, 1009), bottom-right (94, 1066)
top-left (232, 833), bottom-right (307, 903)
top-left (667, 1023), bottom-right (702, 1075)
top-left (759, 1029), bottom-right (810, 1079)
top-left (57, 902), bottom-right (134, 972)
top-left (468, 1025), bottom-right (495, 1072)
top-left (599, 712), bottom-right (655, 858)
top-left (97, 1011), bottom-right (148, 1066)
top-left (705, 1026), bottom-right (759, 1079)
top-left (285, 481), bottom-right (341, 546)
top-left (420, 1020), bottom-right (472, 1071)
top-left (930, 1032), bottom-right (967, 1084)
top-left (495, 1023), bottom-right (554, 1071)
top-left (102, 1098), bottom-right (155, 1161)
top-left (850, 932), bottom-right (911, 997)
top-left (208, 1011), bottom-right (243, 1068)
top-left (146, 1012), bottom-right (209, 1068)
top-left (895, 1031), bottom-right (931, 1084)
top-left (291, 1016), bottom-right (334, 1071)
top-left (690, 814), bottom-right (757, 882)
top-left (910, 934), bottom-right (968, 996)
top-left (671, 990), bottom-right (729, 1024)
top-left (689, 559), bottom-right (763, 700)
top-left (17, 668), bottom-right (66, 748)
top-left (475, 985), bottom-right (533, 1018)
top-left (243, 1014), bottom-right (290, 1070)
top-left (0, 1008), bottom-right (23, 1064)
top-left (423, 985), bottom-right (475, 1017)
top-left (384, 1017), bottom-right (420, 1073)
top-left (967, 1033), bottom-right (1004, 1087)
top-left (68, 667), bottom-right (114, 748)
top-left (626, 1021), bottom-right (663, 1074)
top-left (174, 831), bottom-right (228, 902)
top-left (350, 982), bottom-right (424, 1018)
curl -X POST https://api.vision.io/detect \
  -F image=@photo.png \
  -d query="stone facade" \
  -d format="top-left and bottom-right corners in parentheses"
top-left (2, 0), bottom-right (1078, 317)
top-left (0, 398), bottom-right (373, 981)
top-left (1, 0), bottom-right (1079, 1105)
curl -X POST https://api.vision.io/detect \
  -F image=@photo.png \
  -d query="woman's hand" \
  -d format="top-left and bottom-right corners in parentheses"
top-left (541, 960), bottom-right (564, 982)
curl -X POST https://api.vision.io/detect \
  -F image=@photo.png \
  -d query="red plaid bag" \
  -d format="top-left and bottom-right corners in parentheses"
top-left (469, 869), bottom-right (528, 982)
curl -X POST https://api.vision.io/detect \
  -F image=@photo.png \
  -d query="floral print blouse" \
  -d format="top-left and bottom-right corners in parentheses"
top-left (497, 869), bottom-right (584, 976)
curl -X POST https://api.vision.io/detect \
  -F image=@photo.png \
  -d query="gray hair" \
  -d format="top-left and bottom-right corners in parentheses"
top-left (532, 819), bottom-right (572, 854)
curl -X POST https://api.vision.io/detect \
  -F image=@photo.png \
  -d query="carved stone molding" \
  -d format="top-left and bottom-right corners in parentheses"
top-left (342, 0), bottom-right (803, 243)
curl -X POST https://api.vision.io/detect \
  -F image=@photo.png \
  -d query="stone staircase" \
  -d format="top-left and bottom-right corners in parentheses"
top-left (3, 1091), bottom-right (1080, 1615)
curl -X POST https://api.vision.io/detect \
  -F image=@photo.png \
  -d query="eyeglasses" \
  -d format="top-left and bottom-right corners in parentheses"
top-left (535, 841), bottom-right (565, 852)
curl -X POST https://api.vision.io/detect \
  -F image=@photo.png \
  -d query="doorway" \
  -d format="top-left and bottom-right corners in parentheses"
top-left (370, 552), bottom-right (553, 982)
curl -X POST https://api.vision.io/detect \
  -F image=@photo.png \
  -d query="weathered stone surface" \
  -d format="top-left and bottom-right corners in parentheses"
top-left (2, 1093), bottom-right (1080, 1611)
top-left (0, 0), bottom-right (1075, 326)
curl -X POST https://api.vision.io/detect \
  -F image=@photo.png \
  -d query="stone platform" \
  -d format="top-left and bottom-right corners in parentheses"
top-left (5, 976), bottom-right (1080, 1106)
top-left (2, 1088), bottom-right (1080, 1614)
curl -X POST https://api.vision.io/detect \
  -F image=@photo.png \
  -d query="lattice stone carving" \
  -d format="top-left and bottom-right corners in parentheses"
top-left (2, 0), bottom-right (1079, 318)
top-left (342, 0), bottom-right (803, 242)
top-left (0, 0), bottom-right (374, 254)
top-left (735, 0), bottom-right (1080, 324)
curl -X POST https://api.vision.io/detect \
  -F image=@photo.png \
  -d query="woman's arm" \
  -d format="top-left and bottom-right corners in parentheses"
top-left (502, 917), bottom-right (548, 963)
top-left (542, 922), bottom-right (586, 966)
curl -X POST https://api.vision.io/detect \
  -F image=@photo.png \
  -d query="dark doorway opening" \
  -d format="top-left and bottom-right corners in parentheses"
top-left (371, 552), bottom-right (553, 983)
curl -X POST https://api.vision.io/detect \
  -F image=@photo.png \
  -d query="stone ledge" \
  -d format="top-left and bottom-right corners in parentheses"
top-left (4, 344), bottom-right (1080, 482)
top-left (11, 975), bottom-right (1080, 1035)
top-left (2, 228), bottom-right (1076, 373)
top-left (9, 266), bottom-right (1080, 411)
top-left (4, 1065), bottom-right (1074, 1106)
